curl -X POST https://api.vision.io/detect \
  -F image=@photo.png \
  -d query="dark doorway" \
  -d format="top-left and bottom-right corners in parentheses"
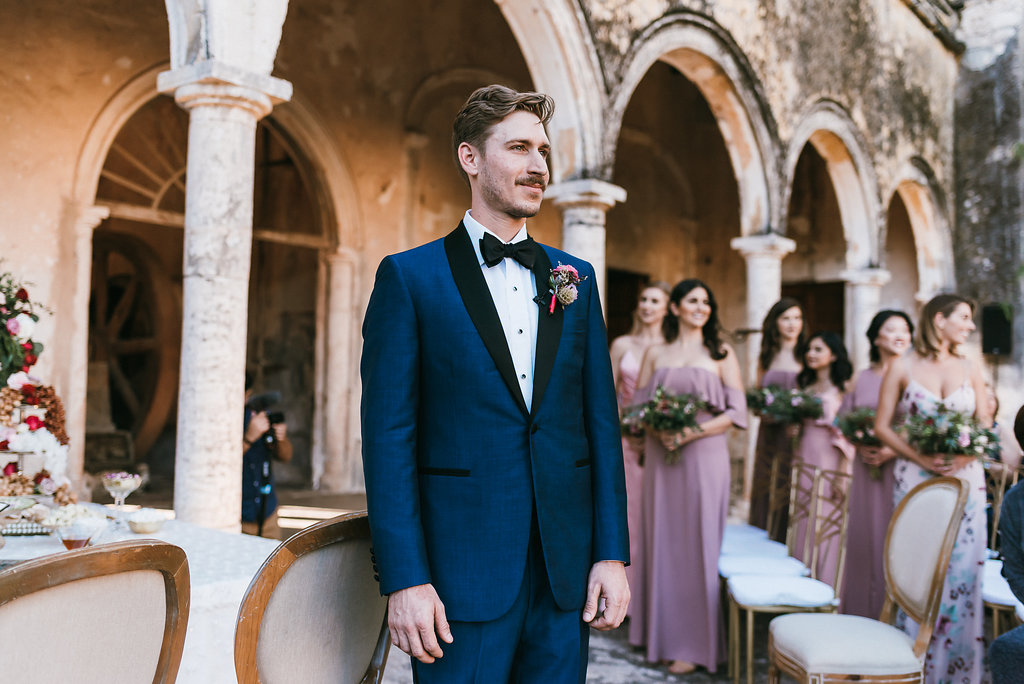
top-left (606, 267), bottom-right (651, 344)
top-left (781, 281), bottom-right (845, 339)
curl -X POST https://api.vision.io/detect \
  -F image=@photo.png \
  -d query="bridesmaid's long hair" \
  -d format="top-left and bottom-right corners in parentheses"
top-left (662, 279), bottom-right (727, 360)
top-left (759, 297), bottom-right (805, 372)
top-left (628, 280), bottom-right (672, 336)
top-left (797, 331), bottom-right (853, 392)
top-left (866, 310), bottom-right (914, 364)
top-left (915, 293), bottom-right (975, 359)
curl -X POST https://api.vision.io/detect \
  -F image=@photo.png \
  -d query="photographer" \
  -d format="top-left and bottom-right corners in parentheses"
top-left (241, 372), bottom-right (292, 539)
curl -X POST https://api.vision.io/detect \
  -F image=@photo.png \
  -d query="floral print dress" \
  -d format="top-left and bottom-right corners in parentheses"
top-left (894, 374), bottom-right (986, 684)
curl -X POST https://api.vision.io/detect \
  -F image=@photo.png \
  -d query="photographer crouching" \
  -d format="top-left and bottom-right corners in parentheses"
top-left (241, 372), bottom-right (293, 539)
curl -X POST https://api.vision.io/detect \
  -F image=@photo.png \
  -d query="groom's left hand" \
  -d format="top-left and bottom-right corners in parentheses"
top-left (582, 560), bottom-right (629, 630)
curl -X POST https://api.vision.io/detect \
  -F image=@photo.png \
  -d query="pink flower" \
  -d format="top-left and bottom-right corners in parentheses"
top-left (957, 428), bottom-right (970, 448)
top-left (5, 318), bottom-right (18, 336)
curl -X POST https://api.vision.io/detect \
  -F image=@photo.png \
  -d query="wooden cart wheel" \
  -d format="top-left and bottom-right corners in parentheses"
top-left (89, 233), bottom-right (180, 459)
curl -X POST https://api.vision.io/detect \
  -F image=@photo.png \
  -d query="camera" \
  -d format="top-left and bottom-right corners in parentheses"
top-left (245, 392), bottom-right (285, 447)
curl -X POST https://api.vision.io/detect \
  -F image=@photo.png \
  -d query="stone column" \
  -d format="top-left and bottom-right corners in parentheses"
top-left (545, 179), bottom-right (626, 306)
top-left (65, 204), bottom-right (111, 487)
top-left (731, 234), bottom-right (798, 379)
top-left (730, 233), bottom-right (796, 505)
top-left (158, 64), bottom-right (291, 530)
top-left (318, 250), bottom-right (361, 493)
top-left (841, 268), bottom-right (891, 371)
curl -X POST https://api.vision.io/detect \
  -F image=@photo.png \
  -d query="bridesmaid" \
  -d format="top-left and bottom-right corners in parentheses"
top-left (840, 310), bottom-right (913, 618)
top-left (749, 297), bottom-right (805, 540)
top-left (793, 331), bottom-right (854, 584)
top-left (628, 279), bottom-right (746, 675)
top-left (875, 294), bottom-right (990, 684)
top-left (609, 280), bottom-right (670, 610)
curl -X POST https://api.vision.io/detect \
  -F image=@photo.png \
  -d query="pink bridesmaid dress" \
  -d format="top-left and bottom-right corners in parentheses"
top-left (616, 349), bottom-right (643, 610)
top-left (792, 385), bottom-right (853, 586)
top-left (748, 369), bottom-right (799, 540)
top-left (628, 366), bottom-right (747, 671)
top-left (839, 368), bottom-right (893, 618)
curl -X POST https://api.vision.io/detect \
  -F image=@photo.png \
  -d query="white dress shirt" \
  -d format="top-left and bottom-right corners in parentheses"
top-left (462, 210), bottom-right (539, 412)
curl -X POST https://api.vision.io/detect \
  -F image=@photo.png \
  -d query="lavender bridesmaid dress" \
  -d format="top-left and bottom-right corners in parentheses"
top-left (748, 369), bottom-right (799, 540)
top-left (839, 368), bottom-right (894, 618)
top-left (792, 386), bottom-right (853, 586)
top-left (628, 366), bottom-right (747, 671)
top-left (617, 349), bottom-right (643, 611)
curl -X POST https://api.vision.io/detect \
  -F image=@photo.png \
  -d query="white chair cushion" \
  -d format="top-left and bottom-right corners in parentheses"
top-left (719, 554), bottom-right (809, 579)
top-left (721, 536), bottom-right (789, 557)
top-left (729, 575), bottom-right (835, 608)
top-left (723, 524), bottom-right (770, 543)
top-left (770, 613), bottom-right (920, 675)
top-left (983, 560), bottom-right (1017, 606)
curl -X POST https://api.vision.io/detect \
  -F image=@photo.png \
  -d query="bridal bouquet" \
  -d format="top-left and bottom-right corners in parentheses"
top-left (901, 402), bottom-right (996, 465)
top-left (746, 386), bottom-right (823, 424)
top-left (835, 407), bottom-right (885, 479)
top-left (835, 407), bottom-right (882, 447)
top-left (621, 385), bottom-right (707, 464)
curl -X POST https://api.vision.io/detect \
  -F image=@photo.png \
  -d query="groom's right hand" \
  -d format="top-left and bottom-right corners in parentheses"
top-left (388, 583), bottom-right (453, 663)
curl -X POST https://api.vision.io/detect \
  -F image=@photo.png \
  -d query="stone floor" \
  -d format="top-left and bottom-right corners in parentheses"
top-left (380, 617), bottom-right (772, 683)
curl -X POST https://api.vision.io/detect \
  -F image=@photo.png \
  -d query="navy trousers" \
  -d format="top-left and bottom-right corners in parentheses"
top-left (991, 624), bottom-right (1024, 683)
top-left (411, 528), bottom-right (590, 684)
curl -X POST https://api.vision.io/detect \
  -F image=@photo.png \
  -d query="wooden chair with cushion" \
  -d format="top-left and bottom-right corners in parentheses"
top-left (983, 459), bottom-right (1022, 638)
top-left (234, 510), bottom-right (390, 684)
top-left (728, 465), bottom-right (852, 684)
top-left (0, 539), bottom-right (190, 684)
top-left (767, 476), bottom-right (969, 684)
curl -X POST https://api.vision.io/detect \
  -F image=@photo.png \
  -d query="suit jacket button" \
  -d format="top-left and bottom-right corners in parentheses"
top-left (531, 424), bottom-right (539, 434)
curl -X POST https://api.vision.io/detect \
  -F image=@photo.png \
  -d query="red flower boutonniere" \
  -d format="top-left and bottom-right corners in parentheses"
top-left (534, 262), bottom-right (586, 315)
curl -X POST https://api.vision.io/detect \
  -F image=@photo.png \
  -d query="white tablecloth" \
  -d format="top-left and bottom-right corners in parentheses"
top-left (0, 517), bottom-right (280, 683)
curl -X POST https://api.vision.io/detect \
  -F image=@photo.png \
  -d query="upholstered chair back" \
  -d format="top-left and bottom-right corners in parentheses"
top-left (884, 477), bottom-right (968, 631)
top-left (235, 511), bottom-right (390, 684)
top-left (0, 540), bottom-right (190, 684)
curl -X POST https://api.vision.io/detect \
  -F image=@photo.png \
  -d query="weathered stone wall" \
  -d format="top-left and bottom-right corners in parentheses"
top-left (956, 0), bottom-right (1024, 421)
top-left (581, 0), bottom-right (958, 229)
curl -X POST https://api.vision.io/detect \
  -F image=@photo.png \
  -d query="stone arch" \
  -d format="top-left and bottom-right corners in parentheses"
top-left (887, 157), bottom-right (956, 301)
top-left (495, 0), bottom-right (606, 181)
top-left (608, 13), bottom-right (779, 236)
top-left (68, 64), bottom-right (363, 487)
top-left (784, 100), bottom-right (880, 271)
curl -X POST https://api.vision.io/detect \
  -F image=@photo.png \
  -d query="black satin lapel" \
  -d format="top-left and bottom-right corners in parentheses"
top-left (531, 245), bottom-right (563, 417)
top-left (444, 224), bottom-right (529, 417)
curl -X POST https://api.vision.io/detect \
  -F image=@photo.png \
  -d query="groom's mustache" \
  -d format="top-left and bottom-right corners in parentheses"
top-left (516, 174), bottom-right (547, 190)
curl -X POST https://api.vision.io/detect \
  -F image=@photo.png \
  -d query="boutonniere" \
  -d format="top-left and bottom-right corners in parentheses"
top-left (534, 262), bottom-right (586, 315)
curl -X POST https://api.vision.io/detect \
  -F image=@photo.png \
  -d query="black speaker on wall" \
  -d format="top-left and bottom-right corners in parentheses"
top-left (981, 303), bottom-right (1013, 356)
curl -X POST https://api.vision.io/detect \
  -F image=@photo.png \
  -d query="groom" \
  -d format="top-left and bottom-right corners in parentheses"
top-left (360, 85), bottom-right (629, 682)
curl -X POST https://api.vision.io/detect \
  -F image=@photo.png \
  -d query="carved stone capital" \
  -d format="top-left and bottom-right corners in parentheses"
top-left (158, 60), bottom-right (292, 119)
top-left (730, 233), bottom-right (797, 260)
top-left (546, 178), bottom-right (627, 211)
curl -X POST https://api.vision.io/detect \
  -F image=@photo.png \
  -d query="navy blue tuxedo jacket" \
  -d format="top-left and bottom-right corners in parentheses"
top-left (360, 222), bottom-right (628, 622)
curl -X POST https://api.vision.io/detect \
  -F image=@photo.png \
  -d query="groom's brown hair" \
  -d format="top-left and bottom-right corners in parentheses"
top-left (452, 84), bottom-right (554, 186)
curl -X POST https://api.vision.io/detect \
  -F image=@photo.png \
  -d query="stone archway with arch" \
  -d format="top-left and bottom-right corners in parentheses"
top-left (885, 157), bottom-right (956, 303)
top-left (783, 100), bottom-right (884, 367)
top-left (783, 100), bottom-right (881, 272)
top-left (609, 13), bottom-right (780, 238)
top-left (65, 64), bottom-right (364, 490)
top-left (495, 0), bottom-right (607, 182)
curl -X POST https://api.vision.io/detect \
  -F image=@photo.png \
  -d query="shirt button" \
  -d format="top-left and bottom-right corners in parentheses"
top-left (512, 286), bottom-right (518, 291)
top-left (518, 329), bottom-right (523, 334)
top-left (521, 373), bottom-right (527, 379)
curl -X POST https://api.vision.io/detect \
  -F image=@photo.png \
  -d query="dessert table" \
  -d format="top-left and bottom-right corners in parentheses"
top-left (0, 516), bottom-right (280, 683)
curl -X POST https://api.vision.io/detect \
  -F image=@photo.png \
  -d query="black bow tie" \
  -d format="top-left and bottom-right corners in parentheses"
top-left (480, 232), bottom-right (537, 269)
